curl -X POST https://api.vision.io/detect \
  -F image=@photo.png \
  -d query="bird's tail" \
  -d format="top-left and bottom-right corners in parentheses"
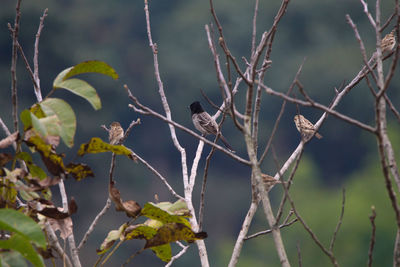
top-left (219, 134), bottom-right (235, 152)
top-left (315, 132), bottom-right (323, 139)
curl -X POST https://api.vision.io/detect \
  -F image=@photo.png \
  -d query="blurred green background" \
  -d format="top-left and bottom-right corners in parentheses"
top-left (1, 0), bottom-right (399, 266)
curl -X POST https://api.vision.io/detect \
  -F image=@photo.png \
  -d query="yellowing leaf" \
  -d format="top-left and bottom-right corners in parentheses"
top-left (144, 223), bottom-right (207, 249)
top-left (124, 224), bottom-right (157, 241)
top-left (97, 224), bottom-right (127, 255)
top-left (150, 244), bottom-right (171, 262)
top-left (65, 163), bottom-right (94, 181)
top-left (141, 203), bottom-right (191, 228)
top-left (78, 137), bottom-right (137, 161)
top-left (24, 134), bottom-right (65, 176)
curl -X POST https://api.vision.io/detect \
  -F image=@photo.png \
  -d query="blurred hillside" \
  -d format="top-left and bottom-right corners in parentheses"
top-left (1, 0), bottom-right (399, 266)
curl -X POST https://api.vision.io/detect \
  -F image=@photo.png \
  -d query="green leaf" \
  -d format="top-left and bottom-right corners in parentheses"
top-left (77, 137), bottom-right (137, 161)
top-left (0, 234), bottom-right (44, 267)
top-left (0, 209), bottom-right (46, 248)
top-left (20, 110), bottom-right (32, 130)
top-left (62, 60), bottom-right (119, 81)
top-left (40, 98), bottom-right (76, 147)
top-left (53, 78), bottom-right (101, 110)
top-left (16, 152), bottom-right (47, 180)
top-left (30, 113), bottom-right (47, 138)
top-left (0, 250), bottom-right (29, 267)
top-left (38, 115), bottom-right (62, 136)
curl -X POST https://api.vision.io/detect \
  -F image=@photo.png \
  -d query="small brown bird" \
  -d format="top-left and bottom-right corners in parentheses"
top-left (261, 173), bottom-right (281, 192)
top-left (294, 115), bottom-right (322, 141)
top-left (381, 30), bottom-right (396, 54)
top-left (109, 122), bottom-right (124, 145)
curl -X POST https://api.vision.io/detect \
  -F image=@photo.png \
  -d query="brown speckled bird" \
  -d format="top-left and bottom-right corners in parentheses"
top-left (109, 122), bottom-right (124, 145)
top-left (261, 173), bottom-right (281, 192)
top-left (381, 30), bottom-right (396, 54)
top-left (294, 115), bottom-right (322, 141)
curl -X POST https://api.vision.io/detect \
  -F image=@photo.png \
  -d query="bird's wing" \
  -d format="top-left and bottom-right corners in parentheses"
top-left (197, 112), bottom-right (218, 135)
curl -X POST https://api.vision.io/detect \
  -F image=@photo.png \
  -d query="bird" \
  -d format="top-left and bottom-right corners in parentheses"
top-left (109, 122), bottom-right (124, 145)
top-left (381, 30), bottom-right (396, 54)
top-left (261, 173), bottom-right (282, 192)
top-left (189, 101), bottom-right (234, 151)
top-left (293, 114), bottom-right (322, 141)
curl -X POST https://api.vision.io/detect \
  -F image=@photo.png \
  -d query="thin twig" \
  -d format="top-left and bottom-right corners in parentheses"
top-left (33, 8), bottom-right (48, 102)
top-left (132, 151), bottom-right (184, 200)
top-left (244, 218), bottom-right (298, 240)
top-left (251, 0), bottom-right (260, 57)
top-left (228, 200), bottom-right (258, 267)
top-left (271, 148), bottom-right (339, 266)
top-left (329, 188), bottom-right (346, 252)
top-left (367, 206), bottom-right (376, 267)
top-left (346, 14), bottom-right (378, 85)
top-left (44, 222), bottom-right (73, 267)
top-left (205, 25), bottom-right (244, 132)
top-left (385, 93), bottom-right (400, 123)
top-left (58, 176), bottom-right (82, 267)
top-left (209, 0), bottom-right (251, 85)
top-left (165, 242), bottom-right (189, 267)
top-left (12, 41), bottom-right (41, 94)
top-left (9, 0), bottom-right (22, 132)
top-left (259, 60), bottom-right (304, 164)
top-left (297, 241), bottom-right (302, 267)
top-left (143, 1), bottom-right (208, 264)
top-left (262, 83), bottom-right (377, 133)
top-left (77, 198), bottom-right (112, 250)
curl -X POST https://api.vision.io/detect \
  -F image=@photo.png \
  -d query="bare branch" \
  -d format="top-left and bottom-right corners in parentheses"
top-left (329, 188), bottom-right (346, 252)
top-left (12, 41), bottom-right (41, 97)
top-left (228, 200), bottom-right (258, 267)
top-left (143, 0), bottom-right (209, 264)
top-left (199, 134), bottom-right (218, 230)
top-left (205, 25), bottom-right (244, 132)
top-left (77, 198), bottom-right (112, 251)
top-left (384, 93), bottom-right (400, 123)
top-left (44, 222), bottom-right (73, 267)
top-left (360, 0), bottom-right (377, 28)
top-left (133, 151), bottom-right (184, 199)
top-left (346, 15), bottom-right (378, 84)
top-left (58, 177), bottom-right (82, 267)
top-left (367, 206), bottom-right (377, 267)
top-left (297, 241), bottom-right (303, 267)
top-left (271, 148), bottom-right (339, 266)
top-left (208, 0), bottom-right (251, 85)
top-left (9, 0), bottom-right (22, 132)
top-left (259, 60), bottom-right (304, 164)
top-left (165, 242), bottom-right (189, 267)
top-left (251, 0), bottom-right (260, 56)
top-left (33, 8), bottom-right (48, 102)
top-left (244, 218), bottom-right (298, 240)
top-left (262, 83), bottom-right (377, 133)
